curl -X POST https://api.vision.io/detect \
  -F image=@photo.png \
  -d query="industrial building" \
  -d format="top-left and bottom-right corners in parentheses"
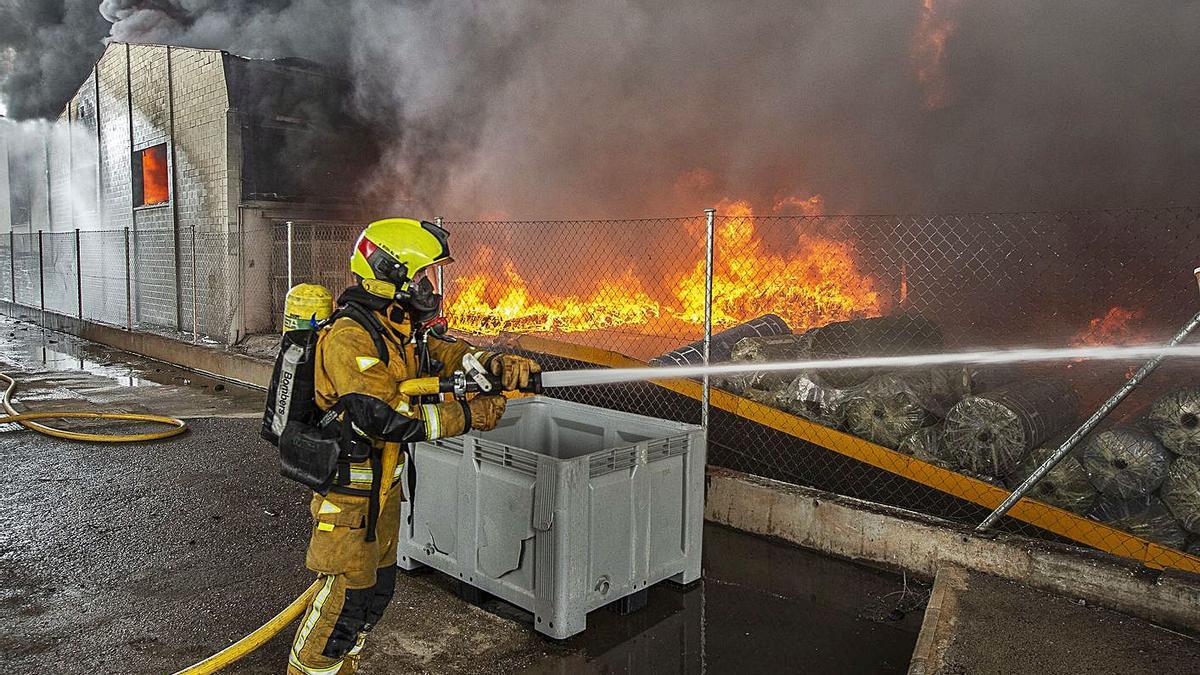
top-left (0, 42), bottom-right (378, 342)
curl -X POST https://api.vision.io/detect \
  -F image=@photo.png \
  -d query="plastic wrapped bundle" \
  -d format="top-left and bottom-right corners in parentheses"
top-left (942, 378), bottom-right (1080, 479)
top-left (1005, 444), bottom-right (1098, 514)
top-left (899, 424), bottom-right (956, 469)
top-left (1161, 457), bottom-right (1200, 534)
top-left (726, 333), bottom-right (812, 392)
top-left (1148, 387), bottom-right (1200, 457)
top-left (740, 386), bottom-right (783, 408)
top-left (803, 314), bottom-right (944, 388)
top-left (1088, 495), bottom-right (1187, 551)
top-left (652, 314), bottom-right (790, 366)
top-left (777, 372), bottom-right (855, 428)
top-left (1188, 539), bottom-right (1200, 557)
top-left (843, 375), bottom-right (935, 449)
top-left (1081, 427), bottom-right (1170, 499)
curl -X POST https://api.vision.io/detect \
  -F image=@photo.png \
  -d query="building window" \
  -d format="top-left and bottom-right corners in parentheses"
top-left (132, 144), bottom-right (169, 207)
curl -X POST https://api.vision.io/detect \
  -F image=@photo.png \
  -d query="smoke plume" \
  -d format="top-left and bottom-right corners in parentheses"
top-left (0, 1), bottom-right (109, 119)
top-left (2, 1), bottom-right (1199, 217)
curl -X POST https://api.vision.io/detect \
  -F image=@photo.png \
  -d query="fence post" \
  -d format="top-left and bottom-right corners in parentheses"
top-left (75, 228), bottom-right (82, 319)
top-left (702, 208), bottom-right (716, 431)
top-left (191, 225), bottom-right (198, 342)
top-left (37, 230), bottom-right (45, 323)
top-left (434, 216), bottom-right (445, 295)
top-left (285, 220), bottom-right (294, 290)
top-left (9, 230), bottom-right (15, 309)
top-left (124, 226), bottom-right (132, 331)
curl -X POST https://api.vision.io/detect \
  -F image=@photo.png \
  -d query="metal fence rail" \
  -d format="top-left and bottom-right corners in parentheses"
top-left (3, 207), bottom-right (1199, 573)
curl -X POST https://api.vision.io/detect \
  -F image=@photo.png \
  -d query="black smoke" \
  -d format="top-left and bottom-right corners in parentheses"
top-left (0, 1), bottom-right (109, 119)
top-left (2, 1), bottom-right (1200, 217)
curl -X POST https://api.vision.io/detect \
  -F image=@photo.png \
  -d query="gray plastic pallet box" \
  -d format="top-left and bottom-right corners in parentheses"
top-left (398, 396), bottom-right (705, 639)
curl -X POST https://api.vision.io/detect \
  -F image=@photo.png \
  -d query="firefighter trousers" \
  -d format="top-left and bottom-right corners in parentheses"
top-left (288, 486), bottom-right (402, 675)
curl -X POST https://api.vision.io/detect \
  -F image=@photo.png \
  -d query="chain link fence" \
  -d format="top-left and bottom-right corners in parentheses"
top-left (4, 225), bottom-right (245, 344)
top-left (701, 209), bottom-right (1200, 570)
top-left (3, 208), bottom-right (1198, 573)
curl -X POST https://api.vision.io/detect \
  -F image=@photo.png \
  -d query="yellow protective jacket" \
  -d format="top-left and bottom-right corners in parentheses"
top-left (313, 297), bottom-right (487, 496)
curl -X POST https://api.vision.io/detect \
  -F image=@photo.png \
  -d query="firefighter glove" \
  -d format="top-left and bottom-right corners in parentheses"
top-left (488, 354), bottom-right (542, 391)
top-left (467, 394), bottom-right (506, 432)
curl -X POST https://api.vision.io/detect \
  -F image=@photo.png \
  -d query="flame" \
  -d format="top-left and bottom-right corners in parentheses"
top-left (1071, 306), bottom-right (1147, 346)
top-left (675, 200), bottom-right (881, 330)
top-left (445, 200), bottom-right (882, 338)
top-left (912, 0), bottom-right (957, 109)
top-left (141, 144), bottom-right (169, 206)
top-left (447, 258), bottom-right (662, 334)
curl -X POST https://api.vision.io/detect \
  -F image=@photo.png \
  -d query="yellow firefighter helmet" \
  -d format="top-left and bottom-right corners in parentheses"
top-left (349, 218), bottom-right (452, 288)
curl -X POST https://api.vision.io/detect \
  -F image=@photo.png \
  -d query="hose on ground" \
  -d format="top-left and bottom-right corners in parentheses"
top-left (0, 371), bottom-right (187, 442)
top-left (172, 579), bottom-right (322, 675)
top-left (2, 369), bottom-right (310, 673)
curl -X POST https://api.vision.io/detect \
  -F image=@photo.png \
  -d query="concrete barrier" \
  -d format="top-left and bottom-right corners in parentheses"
top-left (705, 466), bottom-right (1200, 634)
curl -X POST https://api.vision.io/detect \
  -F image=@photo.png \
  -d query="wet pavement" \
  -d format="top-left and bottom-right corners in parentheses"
top-left (926, 568), bottom-right (1200, 675)
top-left (0, 317), bottom-right (923, 673)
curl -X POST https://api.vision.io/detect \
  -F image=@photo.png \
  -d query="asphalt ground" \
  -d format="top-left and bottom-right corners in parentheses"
top-left (0, 317), bottom-right (923, 673)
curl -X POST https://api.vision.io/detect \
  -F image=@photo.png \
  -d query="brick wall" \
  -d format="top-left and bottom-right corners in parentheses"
top-left (173, 47), bottom-right (235, 338)
top-left (6, 43), bottom-right (246, 342)
top-left (72, 69), bottom-right (100, 228)
top-left (97, 44), bottom-right (131, 232)
top-left (48, 109), bottom-right (72, 232)
top-left (128, 44), bottom-right (178, 329)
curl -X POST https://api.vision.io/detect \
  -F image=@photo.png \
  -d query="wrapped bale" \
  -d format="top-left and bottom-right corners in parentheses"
top-left (1188, 539), bottom-right (1200, 558)
top-left (724, 333), bottom-right (812, 392)
top-left (1148, 386), bottom-right (1200, 457)
top-left (652, 314), bottom-right (790, 366)
top-left (1082, 427), bottom-right (1170, 499)
top-left (1005, 444), bottom-right (1098, 515)
top-left (776, 372), bottom-right (855, 428)
top-left (803, 314), bottom-right (944, 388)
top-left (899, 424), bottom-right (957, 470)
top-left (740, 386), bottom-right (783, 408)
top-left (942, 378), bottom-right (1080, 479)
top-left (1087, 495), bottom-right (1187, 551)
top-left (1161, 457), bottom-right (1200, 534)
top-left (843, 374), bottom-right (936, 449)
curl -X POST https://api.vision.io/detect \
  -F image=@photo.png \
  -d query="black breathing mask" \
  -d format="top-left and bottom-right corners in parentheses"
top-left (389, 274), bottom-right (445, 333)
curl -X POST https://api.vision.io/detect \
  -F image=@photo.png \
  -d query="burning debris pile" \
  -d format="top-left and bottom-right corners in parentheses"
top-left (708, 314), bottom-right (1200, 554)
top-left (445, 202), bottom-right (882, 346)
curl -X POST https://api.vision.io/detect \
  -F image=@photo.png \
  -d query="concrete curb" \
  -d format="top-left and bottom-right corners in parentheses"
top-left (2, 304), bottom-right (272, 389)
top-left (907, 565), bottom-right (967, 675)
top-left (705, 466), bottom-right (1200, 634)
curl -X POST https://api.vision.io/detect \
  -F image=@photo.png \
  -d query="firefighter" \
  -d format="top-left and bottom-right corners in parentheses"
top-left (288, 218), bottom-right (539, 675)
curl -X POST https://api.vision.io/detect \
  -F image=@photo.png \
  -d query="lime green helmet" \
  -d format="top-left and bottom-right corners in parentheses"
top-left (350, 218), bottom-right (452, 288)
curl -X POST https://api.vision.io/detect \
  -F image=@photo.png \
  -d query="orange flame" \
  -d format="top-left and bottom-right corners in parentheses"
top-left (675, 200), bottom-right (881, 330)
top-left (1071, 306), bottom-right (1147, 346)
top-left (444, 200), bottom-right (883, 339)
top-left (141, 144), bottom-right (169, 206)
top-left (447, 255), bottom-right (662, 334)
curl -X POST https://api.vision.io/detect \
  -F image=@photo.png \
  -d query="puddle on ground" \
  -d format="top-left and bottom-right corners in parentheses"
top-left (0, 317), bottom-right (263, 416)
top-left (514, 524), bottom-right (923, 674)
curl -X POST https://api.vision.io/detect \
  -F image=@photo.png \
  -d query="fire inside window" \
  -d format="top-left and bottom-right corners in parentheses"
top-left (132, 144), bottom-right (169, 207)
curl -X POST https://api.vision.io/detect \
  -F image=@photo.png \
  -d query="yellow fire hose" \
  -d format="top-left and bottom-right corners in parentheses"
top-left (0, 370), bottom-right (316, 673)
top-left (0, 372), bottom-right (187, 442)
top-left (172, 579), bottom-right (323, 675)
